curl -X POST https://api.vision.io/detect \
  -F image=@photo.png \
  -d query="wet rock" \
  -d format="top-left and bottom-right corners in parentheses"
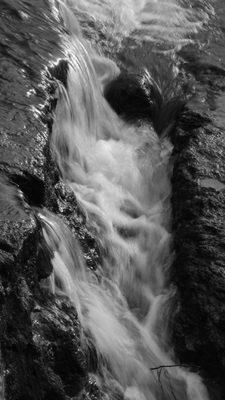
top-left (31, 295), bottom-right (88, 399)
top-left (171, 85), bottom-right (225, 400)
top-left (0, 0), bottom-right (63, 275)
top-left (44, 176), bottom-right (102, 271)
top-left (168, 4), bottom-right (225, 396)
top-left (105, 45), bottom-right (185, 136)
top-left (104, 72), bottom-right (161, 124)
top-left (0, 1), bottom-right (100, 399)
top-left (1, 287), bottom-right (91, 400)
top-left (0, 175), bottom-right (36, 271)
top-left (0, 0), bottom-right (61, 182)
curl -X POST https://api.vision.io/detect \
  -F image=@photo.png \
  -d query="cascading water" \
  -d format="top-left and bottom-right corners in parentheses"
top-left (40, 1), bottom-right (210, 399)
top-left (55, 0), bottom-right (211, 47)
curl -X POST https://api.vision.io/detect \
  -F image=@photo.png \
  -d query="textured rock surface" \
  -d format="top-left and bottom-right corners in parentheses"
top-left (171, 110), bottom-right (225, 399)
top-left (0, 2), bottom-right (101, 399)
top-left (170, 3), bottom-right (225, 396)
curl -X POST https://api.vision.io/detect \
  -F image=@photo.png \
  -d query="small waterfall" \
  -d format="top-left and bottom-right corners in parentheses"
top-left (57, 0), bottom-right (210, 47)
top-left (40, 1), bottom-right (210, 399)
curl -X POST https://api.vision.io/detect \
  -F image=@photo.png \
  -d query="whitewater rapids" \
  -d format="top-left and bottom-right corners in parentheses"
top-left (40, 1), bottom-right (210, 399)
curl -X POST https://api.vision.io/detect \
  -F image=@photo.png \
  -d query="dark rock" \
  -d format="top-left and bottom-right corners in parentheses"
top-left (104, 71), bottom-right (161, 124)
top-left (170, 74), bottom-right (225, 400)
top-left (2, 289), bottom-right (90, 400)
top-left (10, 172), bottom-right (45, 208)
top-left (169, 5), bottom-right (225, 397)
top-left (0, 1), bottom-right (101, 399)
top-left (0, 0), bottom-right (61, 182)
top-left (105, 45), bottom-right (185, 136)
top-left (44, 176), bottom-right (102, 271)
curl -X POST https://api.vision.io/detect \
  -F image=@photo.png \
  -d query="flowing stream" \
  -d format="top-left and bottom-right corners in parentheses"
top-left (39, 1), bottom-right (210, 399)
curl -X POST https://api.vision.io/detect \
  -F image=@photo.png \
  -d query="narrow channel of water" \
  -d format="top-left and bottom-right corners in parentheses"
top-left (40, 1), bottom-right (211, 399)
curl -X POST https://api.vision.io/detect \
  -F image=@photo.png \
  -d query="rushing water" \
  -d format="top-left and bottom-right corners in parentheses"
top-left (56, 0), bottom-right (211, 47)
top-left (39, 1), bottom-right (211, 399)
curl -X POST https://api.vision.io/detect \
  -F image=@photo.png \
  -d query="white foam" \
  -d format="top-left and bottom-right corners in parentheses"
top-left (41, 2), bottom-right (210, 399)
top-left (56, 0), bottom-right (210, 46)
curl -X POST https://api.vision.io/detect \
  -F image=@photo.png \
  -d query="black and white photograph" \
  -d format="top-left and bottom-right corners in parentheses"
top-left (0, 1), bottom-right (224, 399)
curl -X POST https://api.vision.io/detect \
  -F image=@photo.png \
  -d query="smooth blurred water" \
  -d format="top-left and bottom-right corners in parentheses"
top-left (38, 1), bottom-right (215, 399)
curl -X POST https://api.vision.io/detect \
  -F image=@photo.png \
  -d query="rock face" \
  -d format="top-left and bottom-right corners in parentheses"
top-left (0, 2), bottom-right (101, 399)
top-left (170, 9), bottom-right (225, 397)
top-left (171, 109), bottom-right (225, 399)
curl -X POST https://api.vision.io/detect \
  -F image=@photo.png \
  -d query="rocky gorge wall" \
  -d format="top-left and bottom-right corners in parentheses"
top-left (0, 1), bottom-right (100, 399)
top-left (170, 31), bottom-right (225, 399)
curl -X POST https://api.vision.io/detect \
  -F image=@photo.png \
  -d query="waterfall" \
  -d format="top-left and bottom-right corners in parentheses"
top-left (40, 1), bottom-right (209, 399)
top-left (55, 0), bottom-right (210, 46)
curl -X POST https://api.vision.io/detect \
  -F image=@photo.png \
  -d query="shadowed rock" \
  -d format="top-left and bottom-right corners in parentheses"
top-left (104, 51), bottom-right (185, 136)
top-left (0, 2), bottom-right (102, 399)
top-left (170, 37), bottom-right (225, 400)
